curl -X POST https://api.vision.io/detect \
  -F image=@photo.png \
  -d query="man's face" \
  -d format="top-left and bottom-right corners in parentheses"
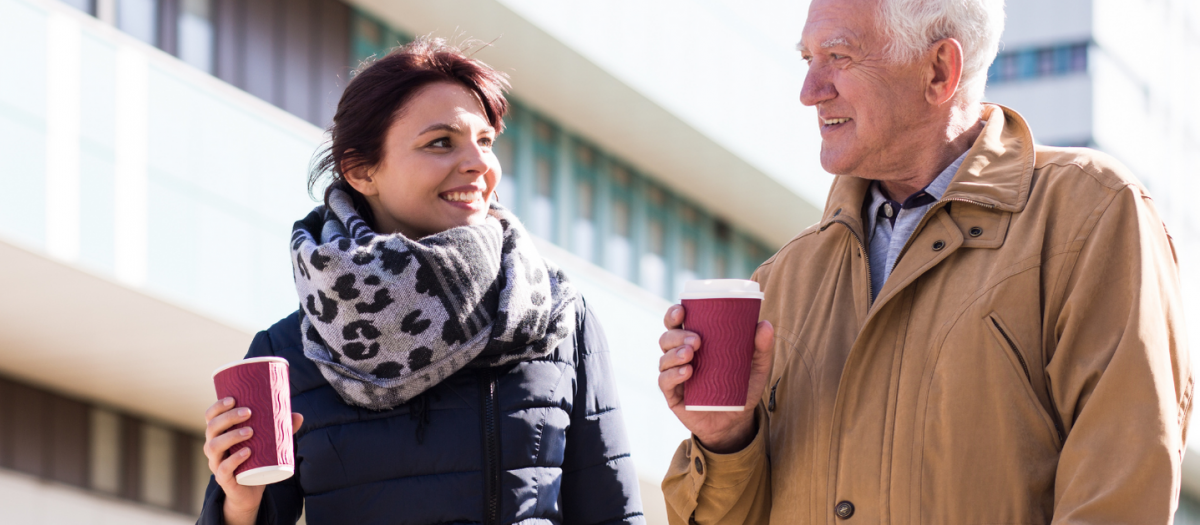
top-left (799, 0), bottom-right (931, 179)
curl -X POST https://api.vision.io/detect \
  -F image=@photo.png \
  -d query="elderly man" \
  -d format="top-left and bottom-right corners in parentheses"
top-left (656, 0), bottom-right (1192, 523)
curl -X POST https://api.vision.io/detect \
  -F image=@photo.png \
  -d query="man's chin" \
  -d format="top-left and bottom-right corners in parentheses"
top-left (819, 147), bottom-right (859, 177)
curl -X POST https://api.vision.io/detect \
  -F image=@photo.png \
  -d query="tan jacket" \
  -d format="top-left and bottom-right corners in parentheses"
top-left (663, 105), bottom-right (1193, 524)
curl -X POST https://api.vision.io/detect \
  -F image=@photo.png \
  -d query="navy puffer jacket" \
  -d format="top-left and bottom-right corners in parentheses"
top-left (197, 297), bottom-right (645, 525)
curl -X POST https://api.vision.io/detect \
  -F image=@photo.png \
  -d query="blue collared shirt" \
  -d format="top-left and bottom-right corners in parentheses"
top-left (865, 150), bottom-right (968, 301)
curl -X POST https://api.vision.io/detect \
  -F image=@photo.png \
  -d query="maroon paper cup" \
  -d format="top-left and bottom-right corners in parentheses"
top-left (680, 279), bottom-right (764, 411)
top-left (212, 357), bottom-right (294, 486)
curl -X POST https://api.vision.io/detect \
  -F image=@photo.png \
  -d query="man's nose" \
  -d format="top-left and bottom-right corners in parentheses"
top-left (800, 66), bottom-right (836, 107)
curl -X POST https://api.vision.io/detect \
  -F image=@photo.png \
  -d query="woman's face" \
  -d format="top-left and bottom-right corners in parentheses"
top-left (348, 81), bottom-right (500, 238)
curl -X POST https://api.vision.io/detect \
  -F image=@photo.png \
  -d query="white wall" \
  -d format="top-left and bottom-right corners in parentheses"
top-left (985, 73), bottom-right (1093, 145)
top-left (0, 468), bottom-right (193, 525)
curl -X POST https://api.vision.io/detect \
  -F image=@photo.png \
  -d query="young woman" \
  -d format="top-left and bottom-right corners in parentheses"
top-left (198, 38), bottom-right (645, 525)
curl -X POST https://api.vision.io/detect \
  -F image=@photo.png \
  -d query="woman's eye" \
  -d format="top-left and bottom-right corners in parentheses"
top-left (428, 137), bottom-right (451, 148)
top-left (479, 137), bottom-right (494, 148)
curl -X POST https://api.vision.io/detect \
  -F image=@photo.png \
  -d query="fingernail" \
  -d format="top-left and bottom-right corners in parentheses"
top-left (223, 397), bottom-right (233, 406)
top-left (240, 427), bottom-right (252, 436)
top-left (238, 408), bottom-right (250, 417)
top-left (240, 448), bottom-right (250, 457)
top-left (684, 336), bottom-right (697, 347)
top-left (677, 346), bottom-right (689, 357)
top-left (679, 366), bottom-right (688, 376)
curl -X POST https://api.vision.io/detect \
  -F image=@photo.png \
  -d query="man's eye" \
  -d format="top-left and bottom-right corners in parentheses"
top-left (831, 53), bottom-right (847, 60)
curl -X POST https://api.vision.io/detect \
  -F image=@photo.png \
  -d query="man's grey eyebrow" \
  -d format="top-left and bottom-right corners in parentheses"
top-left (795, 37), bottom-right (851, 53)
top-left (821, 37), bottom-right (850, 48)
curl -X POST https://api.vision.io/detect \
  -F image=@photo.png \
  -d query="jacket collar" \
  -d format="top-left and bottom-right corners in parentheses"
top-left (819, 104), bottom-right (1037, 233)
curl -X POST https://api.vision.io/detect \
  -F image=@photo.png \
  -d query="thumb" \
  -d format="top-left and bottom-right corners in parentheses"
top-left (753, 320), bottom-right (774, 357)
top-left (291, 413), bottom-right (304, 434)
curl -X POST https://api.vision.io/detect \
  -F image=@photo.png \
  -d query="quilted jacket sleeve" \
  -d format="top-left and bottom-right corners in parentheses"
top-left (1048, 184), bottom-right (1192, 523)
top-left (560, 300), bottom-right (647, 525)
top-left (195, 329), bottom-right (305, 525)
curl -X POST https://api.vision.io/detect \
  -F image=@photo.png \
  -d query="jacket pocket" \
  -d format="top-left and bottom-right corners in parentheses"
top-left (985, 311), bottom-right (1064, 445)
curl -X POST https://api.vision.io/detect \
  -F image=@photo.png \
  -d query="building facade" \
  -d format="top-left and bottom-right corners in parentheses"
top-left (1, 0), bottom-right (1196, 523)
top-left (0, 0), bottom-right (819, 523)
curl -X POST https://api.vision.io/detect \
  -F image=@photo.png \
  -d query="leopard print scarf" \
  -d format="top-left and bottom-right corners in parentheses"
top-left (291, 188), bottom-right (577, 410)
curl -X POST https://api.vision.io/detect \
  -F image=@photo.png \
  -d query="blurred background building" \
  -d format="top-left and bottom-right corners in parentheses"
top-left (0, 0), bottom-right (1195, 523)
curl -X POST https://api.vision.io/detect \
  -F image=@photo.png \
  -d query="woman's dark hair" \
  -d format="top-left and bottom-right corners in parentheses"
top-left (309, 36), bottom-right (511, 225)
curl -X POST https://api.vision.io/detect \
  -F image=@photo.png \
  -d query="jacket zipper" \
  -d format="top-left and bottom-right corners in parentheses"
top-left (990, 316), bottom-right (1066, 442)
top-left (480, 369), bottom-right (501, 525)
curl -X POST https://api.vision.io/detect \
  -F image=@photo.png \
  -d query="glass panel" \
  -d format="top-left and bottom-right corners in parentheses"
top-left (178, 0), bottom-right (214, 73)
top-left (141, 423), bottom-right (176, 507)
top-left (117, 0), bottom-right (158, 46)
top-left (89, 407), bottom-right (122, 494)
top-left (1037, 48), bottom-right (1055, 76)
top-left (573, 179), bottom-right (595, 261)
top-left (641, 219), bottom-right (666, 297)
top-left (1069, 43), bottom-right (1088, 72)
top-left (1016, 49), bottom-right (1038, 79)
top-left (530, 158), bottom-right (555, 239)
top-left (58, 0), bottom-right (94, 14)
top-left (675, 236), bottom-right (698, 295)
top-left (607, 199), bottom-right (632, 280)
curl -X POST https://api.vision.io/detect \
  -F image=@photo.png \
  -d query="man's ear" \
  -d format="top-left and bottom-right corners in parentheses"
top-left (340, 152), bottom-right (378, 197)
top-left (925, 38), bottom-right (965, 106)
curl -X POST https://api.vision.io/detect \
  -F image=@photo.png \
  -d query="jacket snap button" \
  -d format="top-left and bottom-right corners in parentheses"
top-left (835, 500), bottom-right (855, 519)
top-left (694, 456), bottom-right (704, 475)
top-left (932, 240), bottom-right (946, 251)
top-left (969, 226), bottom-right (983, 237)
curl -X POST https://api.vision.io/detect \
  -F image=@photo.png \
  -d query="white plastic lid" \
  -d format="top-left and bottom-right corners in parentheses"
top-left (212, 356), bottom-right (290, 378)
top-left (679, 279), bottom-right (764, 300)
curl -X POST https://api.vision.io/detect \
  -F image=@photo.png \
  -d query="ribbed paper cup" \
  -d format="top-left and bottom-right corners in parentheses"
top-left (212, 357), bottom-right (294, 486)
top-left (680, 279), bottom-right (764, 411)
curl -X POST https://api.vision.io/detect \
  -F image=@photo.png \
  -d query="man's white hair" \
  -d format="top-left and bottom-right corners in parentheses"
top-left (877, 0), bottom-right (1005, 103)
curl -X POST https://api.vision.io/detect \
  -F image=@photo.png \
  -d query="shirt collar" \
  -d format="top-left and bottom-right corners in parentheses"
top-left (866, 149), bottom-right (970, 230)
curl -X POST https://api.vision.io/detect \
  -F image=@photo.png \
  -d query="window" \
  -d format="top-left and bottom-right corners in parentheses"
top-left (531, 158), bottom-right (556, 239)
top-left (988, 42), bottom-right (1089, 85)
top-left (59, 0), bottom-right (93, 14)
top-left (641, 217), bottom-right (666, 297)
top-left (178, 0), bottom-right (214, 73)
top-left (117, 0), bottom-right (158, 46)
top-left (606, 196), bottom-right (633, 280)
top-left (573, 178), bottom-right (596, 261)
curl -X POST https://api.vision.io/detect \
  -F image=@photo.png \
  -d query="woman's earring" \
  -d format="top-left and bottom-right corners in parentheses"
top-left (492, 190), bottom-right (501, 203)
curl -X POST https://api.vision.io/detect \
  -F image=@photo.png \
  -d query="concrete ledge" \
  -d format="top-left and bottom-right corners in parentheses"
top-left (0, 238), bottom-right (252, 432)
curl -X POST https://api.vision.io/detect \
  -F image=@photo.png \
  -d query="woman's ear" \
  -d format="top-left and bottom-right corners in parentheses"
top-left (340, 153), bottom-right (378, 197)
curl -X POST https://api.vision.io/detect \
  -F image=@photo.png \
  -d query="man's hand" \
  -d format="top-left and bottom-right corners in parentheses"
top-left (657, 304), bottom-right (774, 453)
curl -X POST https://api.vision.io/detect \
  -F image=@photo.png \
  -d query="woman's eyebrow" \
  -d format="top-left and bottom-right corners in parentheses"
top-left (418, 122), bottom-right (461, 135)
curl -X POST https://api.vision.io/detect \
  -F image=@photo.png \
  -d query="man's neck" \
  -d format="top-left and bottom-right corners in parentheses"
top-left (878, 105), bottom-right (984, 200)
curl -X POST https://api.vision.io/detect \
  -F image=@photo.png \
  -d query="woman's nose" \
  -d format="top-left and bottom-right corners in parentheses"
top-left (458, 143), bottom-right (491, 174)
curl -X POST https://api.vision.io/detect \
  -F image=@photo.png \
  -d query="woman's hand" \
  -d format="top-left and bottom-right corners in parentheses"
top-left (203, 397), bottom-right (303, 525)
top-left (657, 304), bottom-right (773, 453)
